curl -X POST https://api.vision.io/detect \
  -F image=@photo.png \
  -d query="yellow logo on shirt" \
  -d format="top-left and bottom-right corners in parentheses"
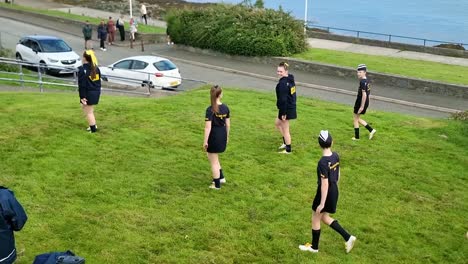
top-left (367, 84), bottom-right (371, 91)
top-left (290, 86), bottom-right (296, 95)
top-left (89, 73), bottom-right (100, 82)
top-left (215, 113), bottom-right (227, 119)
top-left (329, 162), bottom-right (339, 171)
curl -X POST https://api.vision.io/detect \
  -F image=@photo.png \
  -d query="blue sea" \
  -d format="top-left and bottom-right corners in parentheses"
top-left (188, 0), bottom-right (468, 46)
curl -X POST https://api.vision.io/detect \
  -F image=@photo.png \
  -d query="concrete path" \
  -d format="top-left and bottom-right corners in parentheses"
top-left (307, 38), bottom-right (468, 67)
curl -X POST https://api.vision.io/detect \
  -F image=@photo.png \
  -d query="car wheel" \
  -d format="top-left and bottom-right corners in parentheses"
top-left (15, 53), bottom-right (22, 61)
top-left (102, 77), bottom-right (108, 82)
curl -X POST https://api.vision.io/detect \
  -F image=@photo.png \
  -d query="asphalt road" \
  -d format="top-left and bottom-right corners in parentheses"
top-left (1, 17), bottom-right (465, 118)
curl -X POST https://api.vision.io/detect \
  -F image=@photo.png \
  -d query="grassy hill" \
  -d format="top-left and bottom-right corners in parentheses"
top-left (0, 88), bottom-right (466, 263)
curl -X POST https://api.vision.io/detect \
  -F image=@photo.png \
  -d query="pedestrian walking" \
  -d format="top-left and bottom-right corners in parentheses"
top-left (140, 4), bottom-right (147, 25)
top-left (203, 85), bottom-right (230, 190)
top-left (352, 64), bottom-right (377, 140)
top-left (299, 130), bottom-right (357, 254)
top-left (129, 18), bottom-right (138, 42)
top-left (82, 20), bottom-right (92, 50)
top-left (107, 16), bottom-right (116, 45)
top-left (78, 50), bottom-right (101, 133)
top-left (116, 15), bottom-right (125, 41)
top-left (97, 20), bottom-right (107, 51)
top-left (275, 62), bottom-right (296, 154)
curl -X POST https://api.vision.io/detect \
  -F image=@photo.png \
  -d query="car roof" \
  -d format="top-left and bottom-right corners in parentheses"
top-left (22, 35), bottom-right (62, 41)
top-left (118, 56), bottom-right (170, 63)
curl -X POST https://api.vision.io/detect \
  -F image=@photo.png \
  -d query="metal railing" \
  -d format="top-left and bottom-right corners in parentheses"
top-left (0, 57), bottom-right (206, 95)
top-left (307, 24), bottom-right (468, 49)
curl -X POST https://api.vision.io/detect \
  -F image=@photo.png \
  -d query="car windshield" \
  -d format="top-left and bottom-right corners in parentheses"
top-left (153, 60), bottom-right (177, 71)
top-left (38, 39), bottom-right (72, 52)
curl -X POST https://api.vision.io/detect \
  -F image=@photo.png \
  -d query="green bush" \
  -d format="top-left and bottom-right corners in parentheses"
top-left (166, 4), bottom-right (307, 57)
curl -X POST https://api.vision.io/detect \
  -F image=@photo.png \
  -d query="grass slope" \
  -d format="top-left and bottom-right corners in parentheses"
top-left (0, 3), bottom-right (166, 34)
top-left (294, 48), bottom-right (468, 86)
top-left (0, 89), bottom-right (467, 264)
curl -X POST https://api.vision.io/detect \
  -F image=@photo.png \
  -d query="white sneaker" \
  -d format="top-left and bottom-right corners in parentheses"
top-left (278, 143), bottom-right (286, 150)
top-left (299, 243), bottom-right (319, 253)
top-left (278, 149), bottom-right (291, 154)
top-left (369, 129), bottom-right (377, 140)
top-left (208, 183), bottom-right (220, 190)
top-left (345, 236), bottom-right (356, 253)
top-left (351, 137), bottom-right (360, 141)
top-left (100, 47), bottom-right (104, 51)
top-left (103, 48), bottom-right (107, 51)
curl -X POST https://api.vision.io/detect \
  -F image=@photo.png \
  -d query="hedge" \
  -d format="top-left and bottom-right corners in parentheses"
top-left (166, 4), bottom-right (307, 57)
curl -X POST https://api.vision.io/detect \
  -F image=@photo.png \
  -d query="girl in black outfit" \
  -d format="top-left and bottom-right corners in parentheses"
top-left (78, 50), bottom-right (101, 133)
top-left (203, 85), bottom-right (230, 190)
top-left (275, 62), bottom-right (297, 154)
top-left (299, 131), bottom-right (356, 253)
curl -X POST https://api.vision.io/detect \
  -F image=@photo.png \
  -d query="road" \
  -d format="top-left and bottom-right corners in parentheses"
top-left (1, 17), bottom-right (466, 118)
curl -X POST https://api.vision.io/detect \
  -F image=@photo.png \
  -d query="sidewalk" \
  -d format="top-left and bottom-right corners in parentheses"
top-left (307, 38), bottom-right (468, 67)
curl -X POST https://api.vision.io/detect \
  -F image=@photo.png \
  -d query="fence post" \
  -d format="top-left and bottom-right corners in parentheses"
top-left (37, 64), bottom-right (43, 92)
top-left (73, 70), bottom-right (78, 91)
top-left (423, 39), bottom-right (426, 46)
top-left (357, 31), bottom-right (360, 38)
top-left (388, 35), bottom-right (392, 43)
top-left (0, 32), bottom-right (2, 49)
top-left (19, 63), bottom-right (24, 88)
top-left (141, 38), bottom-right (144, 52)
top-left (147, 73), bottom-right (151, 96)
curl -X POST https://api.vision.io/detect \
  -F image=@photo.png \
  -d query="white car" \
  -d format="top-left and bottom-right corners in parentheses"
top-left (15, 35), bottom-right (82, 74)
top-left (100, 56), bottom-right (182, 89)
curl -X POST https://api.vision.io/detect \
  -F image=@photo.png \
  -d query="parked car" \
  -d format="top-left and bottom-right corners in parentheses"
top-left (15, 35), bottom-right (81, 74)
top-left (100, 56), bottom-right (182, 89)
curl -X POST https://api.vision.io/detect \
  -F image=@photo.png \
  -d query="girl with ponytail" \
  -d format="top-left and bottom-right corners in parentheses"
top-left (203, 85), bottom-right (230, 190)
top-left (78, 50), bottom-right (101, 133)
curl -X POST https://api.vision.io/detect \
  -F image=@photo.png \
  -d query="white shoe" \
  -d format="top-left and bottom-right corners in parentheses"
top-left (278, 143), bottom-right (286, 150)
top-left (299, 243), bottom-right (319, 253)
top-left (351, 137), bottom-right (360, 141)
top-left (345, 236), bottom-right (356, 253)
top-left (100, 47), bottom-right (104, 51)
top-left (369, 129), bottom-right (377, 140)
top-left (278, 149), bottom-right (291, 154)
top-left (209, 183), bottom-right (220, 190)
top-left (103, 48), bottom-right (107, 51)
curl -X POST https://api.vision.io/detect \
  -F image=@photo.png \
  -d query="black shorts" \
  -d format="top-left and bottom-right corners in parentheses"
top-left (312, 184), bottom-right (338, 214)
top-left (277, 109), bottom-right (297, 120)
top-left (85, 37), bottom-right (91, 41)
top-left (207, 126), bottom-right (227, 153)
top-left (82, 91), bottom-right (101, 105)
top-left (354, 100), bottom-right (369, 115)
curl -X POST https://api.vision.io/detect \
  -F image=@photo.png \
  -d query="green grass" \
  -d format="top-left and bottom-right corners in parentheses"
top-left (0, 3), bottom-right (166, 34)
top-left (294, 48), bottom-right (468, 86)
top-left (0, 88), bottom-right (467, 263)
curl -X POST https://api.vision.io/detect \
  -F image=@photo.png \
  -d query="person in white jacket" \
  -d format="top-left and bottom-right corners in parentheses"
top-left (140, 4), bottom-right (147, 25)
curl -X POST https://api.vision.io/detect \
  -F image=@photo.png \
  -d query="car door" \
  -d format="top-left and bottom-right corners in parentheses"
top-left (130, 60), bottom-right (150, 86)
top-left (107, 59), bottom-right (133, 86)
top-left (19, 39), bottom-right (35, 63)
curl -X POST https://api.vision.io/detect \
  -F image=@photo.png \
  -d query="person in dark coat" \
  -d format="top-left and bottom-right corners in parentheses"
top-left (82, 20), bottom-right (92, 50)
top-left (275, 62), bottom-right (297, 154)
top-left (116, 15), bottom-right (125, 41)
top-left (78, 50), bottom-right (101, 133)
top-left (0, 186), bottom-right (28, 264)
top-left (97, 20), bottom-right (107, 51)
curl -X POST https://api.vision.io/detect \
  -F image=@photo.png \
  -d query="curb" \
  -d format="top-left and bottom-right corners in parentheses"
top-left (153, 52), bottom-right (461, 114)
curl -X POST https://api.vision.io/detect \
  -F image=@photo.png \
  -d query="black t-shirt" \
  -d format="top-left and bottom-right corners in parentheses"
top-left (356, 78), bottom-right (370, 102)
top-left (316, 152), bottom-right (340, 185)
top-left (205, 104), bottom-right (230, 127)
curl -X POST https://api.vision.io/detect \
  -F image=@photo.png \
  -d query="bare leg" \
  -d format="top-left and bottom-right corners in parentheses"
top-left (353, 113), bottom-right (360, 128)
top-left (207, 153), bottom-right (220, 180)
top-left (82, 105), bottom-right (96, 126)
top-left (282, 120), bottom-right (291, 145)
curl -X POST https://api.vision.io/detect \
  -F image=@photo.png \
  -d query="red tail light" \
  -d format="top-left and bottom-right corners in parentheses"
top-left (155, 73), bottom-right (164, 77)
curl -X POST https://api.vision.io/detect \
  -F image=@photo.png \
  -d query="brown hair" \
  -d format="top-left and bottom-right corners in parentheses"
top-left (83, 51), bottom-right (97, 80)
top-left (210, 85), bottom-right (222, 114)
top-left (278, 61), bottom-right (289, 71)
